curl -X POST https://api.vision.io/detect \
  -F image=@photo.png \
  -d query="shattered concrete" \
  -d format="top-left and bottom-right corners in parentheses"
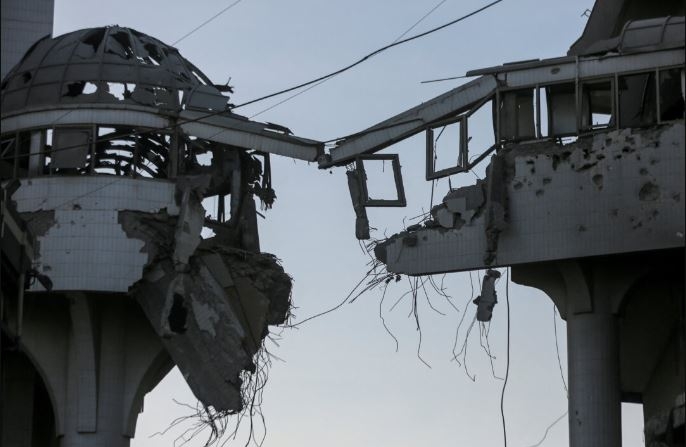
top-left (119, 180), bottom-right (291, 412)
top-left (130, 244), bottom-right (291, 412)
top-left (473, 269), bottom-right (500, 321)
top-left (374, 123), bottom-right (685, 275)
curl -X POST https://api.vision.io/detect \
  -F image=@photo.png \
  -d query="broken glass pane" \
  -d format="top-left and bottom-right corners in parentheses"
top-left (618, 72), bottom-right (657, 128)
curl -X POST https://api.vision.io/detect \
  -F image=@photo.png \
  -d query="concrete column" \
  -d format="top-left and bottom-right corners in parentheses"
top-left (13, 294), bottom-right (172, 447)
top-left (512, 258), bottom-right (632, 447)
top-left (567, 307), bottom-right (622, 447)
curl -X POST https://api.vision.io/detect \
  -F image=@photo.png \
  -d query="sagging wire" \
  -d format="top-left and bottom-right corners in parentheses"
top-left (524, 411), bottom-right (568, 447)
top-left (151, 258), bottom-right (294, 447)
top-left (286, 258), bottom-right (392, 329)
top-left (172, 0), bottom-right (246, 46)
top-left (235, 0), bottom-right (505, 110)
top-left (451, 269), bottom-right (504, 382)
top-left (1, 2), bottom-right (509, 164)
top-left (553, 304), bottom-right (568, 396)
top-left (149, 327), bottom-right (283, 447)
top-left (248, 0), bottom-right (451, 119)
top-left (450, 271), bottom-right (476, 379)
top-left (500, 268), bottom-right (511, 447)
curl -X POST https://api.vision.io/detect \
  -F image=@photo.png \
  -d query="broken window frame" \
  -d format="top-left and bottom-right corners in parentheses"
top-left (425, 115), bottom-right (468, 180)
top-left (355, 154), bottom-right (407, 207)
top-left (496, 87), bottom-right (537, 142)
top-left (616, 70), bottom-right (658, 128)
top-left (579, 77), bottom-right (616, 132)
top-left (656, 66), bottom-right (686, 124)
top-left (538, 81), bottom-right (579, 138)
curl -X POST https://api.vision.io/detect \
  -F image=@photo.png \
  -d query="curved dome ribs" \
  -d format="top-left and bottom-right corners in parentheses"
top-left (1, 25), bottom-right (323, 184)
top-left (1, 26), bottom-right (220, 113)
top-left (0, 26), bottom-right (231, 181)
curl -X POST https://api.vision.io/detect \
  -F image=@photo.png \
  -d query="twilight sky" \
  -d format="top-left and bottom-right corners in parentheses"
top-left (52, 1), bottom-right (645, 445)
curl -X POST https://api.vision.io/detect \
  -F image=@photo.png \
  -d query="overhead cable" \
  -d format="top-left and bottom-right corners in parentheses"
top-left (249, 0), bottom-right (451, 119)
top-left (172, 0), bottom-right (246, 46)
top-left (500, 268), bottom-right (511, 447)
top-left (3, 0), bottom-right (504, 162)
top-left (233, 0), bottom-right (505, 109)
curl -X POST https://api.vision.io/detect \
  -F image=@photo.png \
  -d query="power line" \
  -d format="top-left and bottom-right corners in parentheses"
top-left (172, 0), bottom-right (246, 46)
top-left (233, 0), bottom-right (505, 110)
top-left (500, 268), bottom-right (511, 447)
top-left (420, 74), bottom-right (472, 84)
top-left (249, 0), bottom-right (452, 119)
top-left (2, 0), bottom-right (505, 162)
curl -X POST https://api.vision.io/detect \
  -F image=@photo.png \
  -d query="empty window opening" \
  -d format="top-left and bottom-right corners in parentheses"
top-left (498, 89), bottom-right (536, 141)
top-left (464, 99), bottom-right (496, 179)
top-left (201, 226), bottom-right (217, 239)
top-left (659, 68), bottom-right (685, 122)
top-left (83, 82), bottom-right (98, 94)
top-left (546, 83), bottom-right (577, 136)
top-left (168, 293), bottom-right (188, 334)
top-left (361, 159), bottom-right (398, 202)
top-left (426, 118), bottom-right (467, 180)
top-left (618, 72), bottom-right (657, 128)
top-left (196, 151), bottom-right (213, 167)
top-left (106, 82), bottom-right (133, 100)
top-left (354, 154), bottom-right (406, 207)
top-left (581, 80), bottom-right (614, 130)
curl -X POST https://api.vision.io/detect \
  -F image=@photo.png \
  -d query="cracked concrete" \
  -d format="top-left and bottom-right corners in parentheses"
top-left (374, 123), bottom-right (685, 275)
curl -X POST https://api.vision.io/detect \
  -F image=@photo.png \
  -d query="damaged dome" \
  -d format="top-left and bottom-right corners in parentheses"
top-left (1, 25), bottom-right (230, 114)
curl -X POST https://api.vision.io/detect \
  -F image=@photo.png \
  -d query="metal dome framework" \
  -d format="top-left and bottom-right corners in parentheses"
top-left (0, 26), bottom-right (322, 185)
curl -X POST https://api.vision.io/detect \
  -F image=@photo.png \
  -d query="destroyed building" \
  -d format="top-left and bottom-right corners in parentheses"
top-left (0, 21), bottom-right (323, 447)
top-left (321, 2), bottom-right (685, 447)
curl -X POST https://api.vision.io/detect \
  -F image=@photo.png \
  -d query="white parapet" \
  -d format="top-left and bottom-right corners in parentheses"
top-left (11, 175), bottom-right (179, 292)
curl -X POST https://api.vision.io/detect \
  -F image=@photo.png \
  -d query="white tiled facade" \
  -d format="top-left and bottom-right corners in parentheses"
top-left (13, 176), bottom-right (179, 292)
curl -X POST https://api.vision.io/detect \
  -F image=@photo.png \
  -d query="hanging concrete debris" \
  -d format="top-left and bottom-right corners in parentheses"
top-left (320, 10), bottom-right (685, 447)
top-left (1, 25), bottom-right (322, 446)
top-left (473, 269), bottom-right (500, 322)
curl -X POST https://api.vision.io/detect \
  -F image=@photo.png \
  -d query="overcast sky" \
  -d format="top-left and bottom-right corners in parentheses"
top-left (52, 1), bottom-right (645, 445)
